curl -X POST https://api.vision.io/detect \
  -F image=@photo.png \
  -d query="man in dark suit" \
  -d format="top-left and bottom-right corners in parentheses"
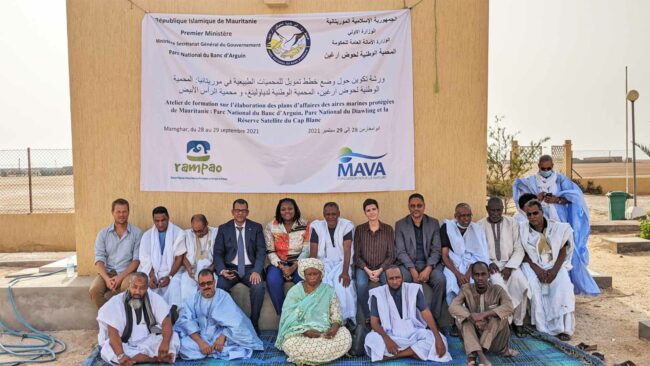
top-left (395, 193), bottom-right (447, 320)
top-left (213, 198), bottom-right (266, 332)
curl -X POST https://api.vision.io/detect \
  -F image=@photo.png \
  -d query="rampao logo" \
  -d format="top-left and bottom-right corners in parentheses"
top-left (186, 140), bottom-right (210, 161)
top-left (174, 140), bottom-right (222, 174)
top-left (266, 20), bottom-right (311, 66)
top-left (337, 147), bottom-right (387, 178)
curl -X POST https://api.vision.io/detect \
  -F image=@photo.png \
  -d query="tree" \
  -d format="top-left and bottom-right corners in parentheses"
top-left (487, 116), bottom-right (550, 212)
top-left (634, 142), bottom-right (650, 158)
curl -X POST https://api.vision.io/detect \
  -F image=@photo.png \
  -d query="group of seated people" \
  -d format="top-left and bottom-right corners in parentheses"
top-left (91, 192), bottom-right (576, 365)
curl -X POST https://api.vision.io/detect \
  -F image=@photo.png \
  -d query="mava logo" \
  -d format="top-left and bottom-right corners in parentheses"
top-left (337, 147), bottom-right (387, 178)
top-left (186, 140), bottom-right (210, 161)
top-left (174, 140), bottom-right (222, 175)
top-left (266, 20), bottom-right (310, 66)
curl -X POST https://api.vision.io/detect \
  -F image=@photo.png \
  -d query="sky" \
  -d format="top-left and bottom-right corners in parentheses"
top-left (0, 0), bottom-right (649, 153)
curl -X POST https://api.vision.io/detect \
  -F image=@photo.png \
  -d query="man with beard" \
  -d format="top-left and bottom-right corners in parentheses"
top-left (449, 261), bottom-right (516, 366)
top-left (175, 269), bottom-right (263, 360)
top-left (96, 272), bottom-right (180, 365)
top-left (364, 266), bottom-right (451, 363)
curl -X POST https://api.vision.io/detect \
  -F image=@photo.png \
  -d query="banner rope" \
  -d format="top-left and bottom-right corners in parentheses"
top-left (405, 0), bottom-right (440, 93)
top-left (126, 0), bottom-right (148, 14)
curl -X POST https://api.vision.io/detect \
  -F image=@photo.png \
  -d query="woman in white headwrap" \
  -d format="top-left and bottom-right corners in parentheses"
top-left (275, 258), bottom-right (352, 365)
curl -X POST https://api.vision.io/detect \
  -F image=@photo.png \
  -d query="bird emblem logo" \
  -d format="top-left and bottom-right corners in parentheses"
top-left (266, 20), bottom-right (311, 66)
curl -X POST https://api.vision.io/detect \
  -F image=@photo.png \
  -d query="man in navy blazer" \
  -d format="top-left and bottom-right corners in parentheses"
top-left (213, 198), bottom-right (266, 332)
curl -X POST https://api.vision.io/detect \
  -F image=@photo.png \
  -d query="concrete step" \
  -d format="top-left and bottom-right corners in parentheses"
top-left (588, 269), bottom-right (612, 289)
top-left (39, 254), bottom-right (76, 273)
top-left (640, 320), bottom-right (650, 341)
top-left (590, 220), bottom-right (640, 234)
top-left (0, 251), bottom-right (75, 268)
top-left (0, 273), bottom-right (454, 332)
top-left (603, 236), bottom-right (650, 253)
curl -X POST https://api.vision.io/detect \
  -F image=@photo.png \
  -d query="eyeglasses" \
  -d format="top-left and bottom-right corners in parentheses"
top-left (539, 166), bottom-right (553, 171)
top-left (526, 211), bottom-right (541, 217)
top-left (199, 280), bottom-right (215, 287)
top-left (232, 209), bottom-right (249, 214)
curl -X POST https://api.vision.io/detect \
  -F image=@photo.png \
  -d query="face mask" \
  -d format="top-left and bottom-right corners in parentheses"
top-left (539, 170), bottom-right (553, 178)
top-left (456, 222), bottom-right (469, 230)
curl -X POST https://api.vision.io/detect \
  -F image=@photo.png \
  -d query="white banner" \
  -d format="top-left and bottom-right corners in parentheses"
top-left (141, 10), bottom-right (414, 193)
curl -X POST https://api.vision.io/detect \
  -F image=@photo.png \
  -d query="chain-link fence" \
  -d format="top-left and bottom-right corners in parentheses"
top-left (0, 149), bottom-right (74, 213)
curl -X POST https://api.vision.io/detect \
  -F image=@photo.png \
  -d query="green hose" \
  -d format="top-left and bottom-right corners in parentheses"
top-left (0, 269), bottom-right (67, 364)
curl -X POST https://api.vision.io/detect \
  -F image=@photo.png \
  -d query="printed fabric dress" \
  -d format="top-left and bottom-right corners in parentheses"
top-left (276, 282), bottom-right (352, 364)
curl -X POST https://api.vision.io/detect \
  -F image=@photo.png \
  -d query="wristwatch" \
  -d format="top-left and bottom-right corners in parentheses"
top-left (116, 353), bottom-right (126, 361)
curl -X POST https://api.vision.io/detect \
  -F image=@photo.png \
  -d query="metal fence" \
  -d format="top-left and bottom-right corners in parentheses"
top-left (0, 149), bottom-right (74, 213)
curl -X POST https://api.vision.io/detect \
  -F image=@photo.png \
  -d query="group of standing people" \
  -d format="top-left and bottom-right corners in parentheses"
top-left (89, 155), bottom-right (593, 365)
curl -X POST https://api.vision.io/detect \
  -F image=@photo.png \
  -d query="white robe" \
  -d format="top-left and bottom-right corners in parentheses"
top-left (138, 222), bottom-right (187, 307)
top-left (519, 220), bottom-right (575, 335)
top-left (443, 220), bottom-right (490, 304)
top-left (178, 227), bottom-right (218, 306)
top-left (96, 290), bottom-right (180, 363)
top-left (478, 216), bottom-right (529, 326)
top-left (535, 171), bottom-right (561, 221)
top-left (312, 218), bottom-right (357, 323)
top-left (364, 283), bottom-right (452, 363)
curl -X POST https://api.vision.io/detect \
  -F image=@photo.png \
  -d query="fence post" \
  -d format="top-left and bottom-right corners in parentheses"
top-left (27, 147), bottom-right (33, 214)
top-left (564, 140), bottom-right (572, 179)
top-left (511, 139), bottom-right (519, 161)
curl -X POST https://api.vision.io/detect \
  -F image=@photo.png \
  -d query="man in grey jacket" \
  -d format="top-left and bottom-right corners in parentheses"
top-left (395, 193), bottom-right (446, 320)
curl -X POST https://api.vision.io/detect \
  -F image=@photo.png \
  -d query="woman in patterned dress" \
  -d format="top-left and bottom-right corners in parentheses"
top-left (265, 198), bottom-right (311, 314)
top-left (276, 258), bottom-right (352, 365)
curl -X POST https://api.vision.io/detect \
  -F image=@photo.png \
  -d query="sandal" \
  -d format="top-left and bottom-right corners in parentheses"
top-left (556, 333), bottom-right (571, 341)
top-left (614, 361), bottom-right (637, 366)
top-left (576, 342), bottom-right (597, 352)
top-left (513, 325), bottom-right (527, 338)
top-left (591, 352), bottom-right (605, 361)
top-left (501, 348), bottom-right (519, 357)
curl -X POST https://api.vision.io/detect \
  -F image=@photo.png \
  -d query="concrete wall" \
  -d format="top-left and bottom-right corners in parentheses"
top-left (0, 214), bottom-right (75, 252)
top-left (577, 177), bottom-right (650, 195)
top-left (67, 0), bottom-right (489, 275)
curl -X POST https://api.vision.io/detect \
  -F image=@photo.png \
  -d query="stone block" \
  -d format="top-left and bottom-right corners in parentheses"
top-left (603, 236), bottom-right (650, 253)
top-left (640, 320), bottom-right (650, 341)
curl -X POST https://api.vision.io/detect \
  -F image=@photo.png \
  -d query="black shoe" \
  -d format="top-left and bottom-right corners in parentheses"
top-left (513, 325), bottom-right (527, 338)
top-left (449, 324), bottom-right (459, 337)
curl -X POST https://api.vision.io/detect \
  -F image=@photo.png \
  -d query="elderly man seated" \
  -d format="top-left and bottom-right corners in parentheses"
top-left (449, 261), bottom-right (517, 366)
top-left (96, 272), bottom-right (180, 365)
top-left (174, 269), bottom-right (263, 360)
top-left (364, 265), bottom-right (451, 363)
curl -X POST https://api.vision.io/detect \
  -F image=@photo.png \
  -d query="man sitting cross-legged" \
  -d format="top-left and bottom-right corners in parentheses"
top-left (449, 261), bottom-right (517, 366)
top-left (364, 265), bottom-right (451, 363)
top-left (175, 269), bottom-right (263, 360)
top-left (96, 272), bottom-right (180, 365)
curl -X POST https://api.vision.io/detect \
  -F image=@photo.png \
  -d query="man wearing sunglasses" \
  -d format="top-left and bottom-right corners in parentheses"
top-left (175, 269), bottom-right (263, 360)
top-left (513, 155), bottom-right (598, 296)
top-left (520, 200), bottom-right (575, 341)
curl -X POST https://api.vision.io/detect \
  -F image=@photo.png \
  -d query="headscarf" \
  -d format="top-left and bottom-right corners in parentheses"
top-left (297, 258), bottom-right (324, 279)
